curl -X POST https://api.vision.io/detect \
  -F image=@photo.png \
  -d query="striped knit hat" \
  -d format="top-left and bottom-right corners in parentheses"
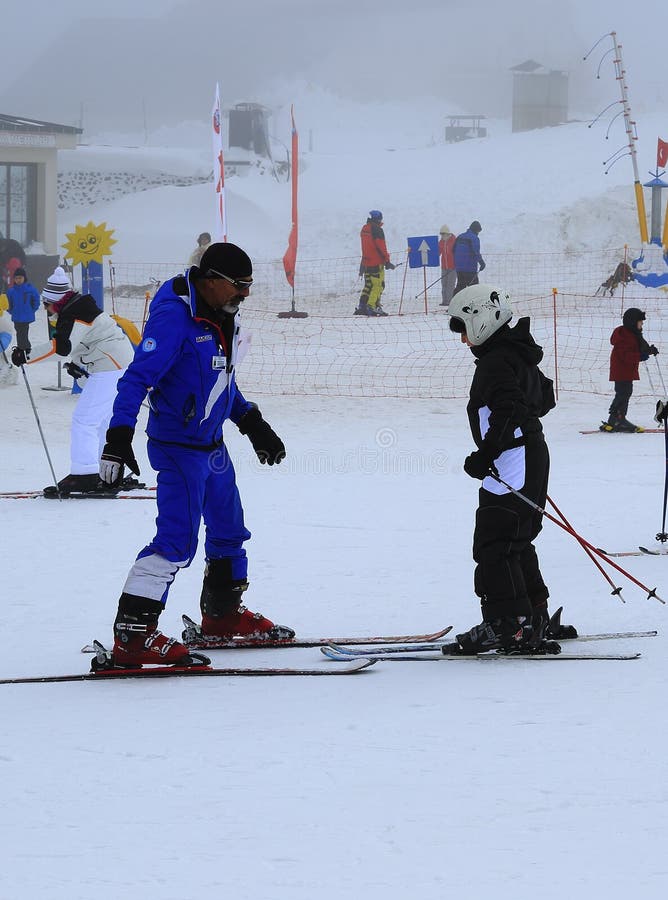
top-left (41, 266), bottom-right (73, 302)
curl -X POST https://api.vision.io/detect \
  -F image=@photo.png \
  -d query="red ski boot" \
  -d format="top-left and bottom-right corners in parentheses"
top-left (198, 559), bottom-right (296, 643)
top-left (111, 593), bottom-right (208, 667)
top-left (201, 605), bottom-right (295, 641)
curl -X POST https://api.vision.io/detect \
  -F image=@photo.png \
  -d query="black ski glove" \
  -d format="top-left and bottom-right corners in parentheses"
top-left (649, 345), bottom-right (659, 356)
top-left (11, 347), bottom-right (27, 366)
top-left (99, 426), bottom-right (140, 485)
top-left (478, 259), bottom-right (486, 271)
top-left (384, 262), bottom-right (396, 270)
top-left (64, 361), bottom-right (88, 379)
top-left (237, 405), bottom-right (286, 466)
top-left (463, 448), bottom-right (498, 480)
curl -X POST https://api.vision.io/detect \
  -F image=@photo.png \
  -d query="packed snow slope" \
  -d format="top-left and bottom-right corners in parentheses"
top-left (2, 87), bottom-right (667, 900)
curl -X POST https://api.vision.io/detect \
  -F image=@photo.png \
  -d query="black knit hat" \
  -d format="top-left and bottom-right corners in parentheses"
top-left (469, 221), bottom-right (482, 234)
top-left (13, 267), bottom-right (26, 279)
top-left (198, 243), bottom-right (252, 279)
top-left (622, 307), bottom-right (645, 329)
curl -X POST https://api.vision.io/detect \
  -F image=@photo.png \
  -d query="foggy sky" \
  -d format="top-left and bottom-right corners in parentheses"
top-left (2, 0), bottom-right (664, 137)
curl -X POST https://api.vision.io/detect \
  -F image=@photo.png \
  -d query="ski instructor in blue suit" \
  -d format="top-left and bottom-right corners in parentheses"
top-left (99, 242), bottom-right (294, 668)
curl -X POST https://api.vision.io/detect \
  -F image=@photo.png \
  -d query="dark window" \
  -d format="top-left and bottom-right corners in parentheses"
top-left (0, 163), bottom-right (37, 246)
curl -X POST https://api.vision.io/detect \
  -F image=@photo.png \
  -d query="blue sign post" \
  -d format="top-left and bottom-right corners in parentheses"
top-left (407, 235), bottom-right (440, 268)
top-left (81, 260), bottom-right (104, 311)
top-left (407, 235), bottom-right (440, 310)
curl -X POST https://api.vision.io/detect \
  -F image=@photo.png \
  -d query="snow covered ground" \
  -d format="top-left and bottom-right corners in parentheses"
top-left (2, 85), bottom-right (668, 899)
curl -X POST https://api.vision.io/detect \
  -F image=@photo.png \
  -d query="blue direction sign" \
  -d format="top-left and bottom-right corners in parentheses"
top-left (407, 235), bottom-right (439, 268)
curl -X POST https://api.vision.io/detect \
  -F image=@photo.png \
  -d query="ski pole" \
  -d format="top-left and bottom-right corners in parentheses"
top-left (657, 404), bottom-right (668, 544)
top-left (655, 355), bottom-right (668, 397)
top-left (487, 470), bottom-right (664, 603)
top-left (414, 275), bottom-right (443, 299)
top-left (18, 363), bottom-right (61, 498)
top-left (547, 494), bottom-right (624, 599)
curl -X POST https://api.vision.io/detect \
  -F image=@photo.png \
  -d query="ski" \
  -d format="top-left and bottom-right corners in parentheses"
top-left (639, 547), bottom-right (668, 556)
top-left (82, 623), bottom-right (453, 654)
top-left (322, 630), bottom-right (656, 657)
top-left (168, 616), bottom-right (452, 652)
top-left (579, 427), bottom-right (658, 435)
top-left (0, 657), bottom-right (377, 685)
top-left (320, 645), bottom-right (640, 662)
top-left (596, 548), bottom-right (645, 557)
top-left (0, 488), bottom-right (156, 500)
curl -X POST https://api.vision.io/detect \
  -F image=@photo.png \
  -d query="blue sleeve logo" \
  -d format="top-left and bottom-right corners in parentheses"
top-left (142, 337), bottom-right (157, 352)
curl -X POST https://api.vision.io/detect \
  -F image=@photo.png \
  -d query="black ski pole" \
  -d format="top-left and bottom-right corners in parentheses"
top-left (18, 362), bottom-right (61, 498)
top-left (655, 399), bottom-right (668, 544)
top-left (486, 470), bottom-right (664, 603)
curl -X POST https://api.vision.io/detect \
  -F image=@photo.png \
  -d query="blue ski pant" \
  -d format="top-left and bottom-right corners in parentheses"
top-left (123, 440), bottom-right (251, 605)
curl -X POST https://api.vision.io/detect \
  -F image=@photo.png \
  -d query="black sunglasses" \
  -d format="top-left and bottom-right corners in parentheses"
top-left (204, 267), bottom-right (253, 289)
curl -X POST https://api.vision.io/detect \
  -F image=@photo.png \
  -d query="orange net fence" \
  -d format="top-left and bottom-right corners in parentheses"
top-left (104, 246), bottom-right (668, 400)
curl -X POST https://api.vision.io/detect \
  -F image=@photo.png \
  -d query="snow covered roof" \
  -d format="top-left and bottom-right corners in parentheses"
top-left (0, 113), bottom-right (82, 135)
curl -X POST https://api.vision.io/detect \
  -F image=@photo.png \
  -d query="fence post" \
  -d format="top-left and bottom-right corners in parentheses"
top-left (552, 287), bottom-right (559, 401)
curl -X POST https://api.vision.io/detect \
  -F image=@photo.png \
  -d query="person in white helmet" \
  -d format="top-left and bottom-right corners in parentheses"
top-left (446, 284), bottom-right (575, 655)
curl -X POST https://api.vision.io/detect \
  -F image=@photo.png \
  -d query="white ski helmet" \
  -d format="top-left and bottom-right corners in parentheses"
top-left (448, 284), bottom-right (513, 346)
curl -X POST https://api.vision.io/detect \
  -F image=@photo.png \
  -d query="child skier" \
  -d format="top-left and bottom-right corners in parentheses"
top-left (602, 308), bottom-right (658, 433)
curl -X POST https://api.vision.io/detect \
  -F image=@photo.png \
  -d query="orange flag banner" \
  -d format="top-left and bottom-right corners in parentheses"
top-left (282, 106), bottom-right (298, 288)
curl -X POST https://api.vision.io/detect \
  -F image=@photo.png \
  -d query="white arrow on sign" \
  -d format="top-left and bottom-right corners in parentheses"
top-left (418, 239), bottom-right (430, 266)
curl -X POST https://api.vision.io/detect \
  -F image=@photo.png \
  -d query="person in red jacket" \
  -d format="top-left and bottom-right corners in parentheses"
top-left (354, 210), bottom-right (396, 317)
top-left (438, 224), bottom-right (457, 308)
top-left (603, 308), bottom-right (658, 432)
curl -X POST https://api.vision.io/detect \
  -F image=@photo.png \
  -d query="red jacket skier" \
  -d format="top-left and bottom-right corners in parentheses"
top-left (604, 308), bottom-right (658, 432)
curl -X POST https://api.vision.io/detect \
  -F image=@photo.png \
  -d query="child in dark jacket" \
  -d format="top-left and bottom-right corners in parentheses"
top-left (7, 267), bottom-right (40, 355)
top-left (603, 308), bottom-right (658, 433)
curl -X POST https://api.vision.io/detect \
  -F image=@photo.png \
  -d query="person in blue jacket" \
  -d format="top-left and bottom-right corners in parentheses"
top-left (98, 242), bottom-right (294, 668)
top-left (6, 267), bottom-right (40, 355)
top-left (453, 221), bottom-right (485, 295)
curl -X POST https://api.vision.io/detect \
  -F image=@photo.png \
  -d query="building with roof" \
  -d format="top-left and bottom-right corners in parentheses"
top-left (0, 113), bottom-right (82, 259)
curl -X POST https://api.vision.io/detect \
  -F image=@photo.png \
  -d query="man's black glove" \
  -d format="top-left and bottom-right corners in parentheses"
top-left (384, 262), bottom-right (396, 270)
top-left (478, 260), bottom-right (486, 271)
top-left (463, 448), bottom-right (497, 480)
top-left (99, 426), bottom-right (140, 485)
top-left (238, 405), bottom-right (286, 465)
top-left (649, 345), bottom-right (659, 356)
top-left (64, 361), bottom-right (88, 379)
top-left (655, 400), bottom-right (668, 424)
top-left (11, 347), bottom-right (27, 366)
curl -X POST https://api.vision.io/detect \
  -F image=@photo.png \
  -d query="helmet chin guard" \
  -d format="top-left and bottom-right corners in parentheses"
top-left (448, 284), bottom-right (512, 346)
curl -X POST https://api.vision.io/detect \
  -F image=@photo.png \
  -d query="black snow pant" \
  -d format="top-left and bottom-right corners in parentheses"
top-left (472, 435), bottom-right (550, 622)
top-left (608, 381), bottom-right (633, 421)
top-left (453, 270), bottom-right (479, 295)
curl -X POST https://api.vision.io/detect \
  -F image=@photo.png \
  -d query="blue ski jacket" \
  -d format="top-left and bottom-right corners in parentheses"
top-left (109, 271), bottom-right (253, 447)
top-left (7, 281), bottom-right (40, 323)
top-left (453, 228), bottom-right (484, 273)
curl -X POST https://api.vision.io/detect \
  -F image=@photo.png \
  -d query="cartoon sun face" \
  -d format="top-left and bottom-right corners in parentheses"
top-left (63, 221), bottom-right (116, 266)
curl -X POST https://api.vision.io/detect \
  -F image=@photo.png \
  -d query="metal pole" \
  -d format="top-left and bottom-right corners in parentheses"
top-left (611, 32), bottom-right (649, 243)
top-left (18, 364), bottom-right (61, 498)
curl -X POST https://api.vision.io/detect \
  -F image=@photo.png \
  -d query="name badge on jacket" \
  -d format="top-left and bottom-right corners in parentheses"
top-left (211, 355), bottom-right (227, 370)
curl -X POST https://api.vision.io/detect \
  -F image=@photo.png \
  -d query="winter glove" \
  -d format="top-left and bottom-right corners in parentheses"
top-left (384, 262), bottom-right (396, 270)
top-left (99, 426), bottom-right (140, 485)
top-left (237, 405), bottom-right (286, 465)
top-left (478, 259), bottom-right (486, 271)
top-left (11, 347), bottom-right (27, 366)
top-left (64, 361), bottom-right (88, 379)
top-left (649, 345), bottom-right (659, 356)
top-left (463, 448), bottom-right (498, 480)
top-left (655, 400), bottom-right (668, 424)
